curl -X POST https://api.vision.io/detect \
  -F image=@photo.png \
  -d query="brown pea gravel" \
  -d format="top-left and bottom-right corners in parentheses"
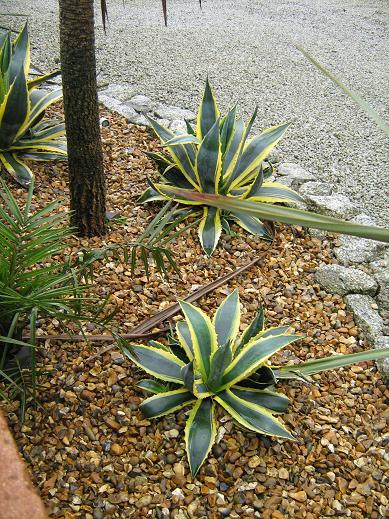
top-left (1, 106), bottom-right (388, 519)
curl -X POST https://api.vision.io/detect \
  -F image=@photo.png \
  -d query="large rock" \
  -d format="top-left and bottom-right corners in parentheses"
top-left (299, 182), bottom-right (333, 197)
top-left (129, 94), bottom-right (154, 113)
top-left (276, 163), bottom-right (315, 189)
top-left (315, 265), bottom-right (378, 296)
top-left (154, 104), bottom-right (196, 121)
top-left (170, 119), bottom-right (188, 134)
top-left (335, 214), bottom-right (387, 265)
top-left (303, 194), bottom-right (357, 219)
top-left (373, 336), bottom-right (389, 383)
top-left (101, 83), bottom-right (137, 102)
top-left (374, 268), bottom-right (389, 312)
top-left (345, 294), bottom-right (384, 342)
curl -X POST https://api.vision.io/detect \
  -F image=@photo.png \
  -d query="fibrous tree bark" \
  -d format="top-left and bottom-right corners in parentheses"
top-left (58, 0), bottom-right (106, 236)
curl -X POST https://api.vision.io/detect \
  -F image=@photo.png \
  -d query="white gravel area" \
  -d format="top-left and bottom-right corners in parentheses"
top-left (1, 0), bottom-right (388, 224)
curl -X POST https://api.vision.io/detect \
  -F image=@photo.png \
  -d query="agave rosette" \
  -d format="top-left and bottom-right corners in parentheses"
top-left (139, 78), bottom-right (303, 255)
top-left (123, 290), bottom-right (389, 476)
top-left (0, 25), bottom-right (66, 187)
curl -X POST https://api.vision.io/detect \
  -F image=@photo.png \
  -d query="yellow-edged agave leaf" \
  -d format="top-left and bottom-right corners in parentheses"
top-left (215, 389), bottom-right (293, 439)
top-left (179, 300), bottom-right (218, 378)
top-left (257, 326), bottom-right (292, 338)
top-left (198, 206), bottom-right (222, 256)
top-left (248, 181), bottom-right (304, 204)
top-left (230, 386), bottom-right (290, 413)
top-left (195, 118), bottom-right (222, 193)
top-left (230, 212), bottom-right (273, 240)
top-left (213, 288), bottom-right (240, 347)
top-left (163, 188), bottom-right (389, 243)
top-left (140, 388), bottom-right (195, 418)
top-left (27, 69), bottom-right (61, 90)
top-left (235, 305), bottom-right (264, 353)
top-left (138, 186), bottom-right (167, 204)
top-left (137, 379), bottom-right (169, 394)
top-left (176, 320), bottom-right (194, 361)
top-left (220, 105), bottom-right (237, 154)
top-left (193, 380), bottom-right (213, 399)
top-left (228, 123), bottom-right (290, 190)
top-left (122, 344), bottom-right (185, 384)
top-left (0, 152), bottom-right (33, 187)
top-left (0, 66), bottom-right (29, 148)
top-left (151, 182), bottom-right (203, 206)
top-left (276, 347), bottom-right (389, 379)
top-left (207, 341), bottom-right (233, 391)
top-left (9, 23), bottom-right (30, 80)
top-left (10, 140), bottom-right (67, 155)
top-left (220, 333), bottom-right (300, 390)
top-left (185, 399), bottom-right (217, 476)
top-left (146, 116), bottom-right (199, 189)
top-left (165, 134), bottom-right (201, 146)
top-left (19, 89), bottom-right (63, 135)
top-left (222, 117), bottom-right (245, 179)
top-left (196, 77), bottom-right (219, 140)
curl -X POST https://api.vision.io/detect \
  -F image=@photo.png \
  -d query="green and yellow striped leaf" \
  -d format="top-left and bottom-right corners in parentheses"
top-left (140, 388), bottom-right (195, 418)
top-left (196, 77), bottom-right (220, 140)
top-left (220, 106), bottom-right (237, 155)
top-left (231, 212), bottom-right (273, 239)
top-left (198, 206), bottom-right (222, 256)
top-left (195, 118), bottom-right (222, 193)
top-left (0, 151), bottom-right (32, 187)
top-left (146, 116), bottom-right (199, 188)
top-left (221, 117), bottom-right (245, 181)
top-left (185, 399), bottom-right (217, 476)
top-left (230, 386), bottom-right (290, 413)
top-left (235, 305), bottom-right (264, 353)
top-left (179, 300), bottom-right (218, 379)
top-left (122, 344), bottom-right (185, 384)
top-left (165, 134), bottom-right (201, 146)
top-left (249, 181), bottom-right (303, 204)
top-left (228, 123), bottom-right (290, 190)
top-left (213, 288), bottom-right (240, 347)
top-left (0, 65), bottom-right (29, 148)
top-left (137, 379), bottom-right (170, 394)
top-left (220, 333), bottom-right (300, 390)
top-left (207, 341), bottom-right (233, 391)
top-left (176, 320), bottom-right (194, 360)
top-left (215, 389), bottom-right (293, 439)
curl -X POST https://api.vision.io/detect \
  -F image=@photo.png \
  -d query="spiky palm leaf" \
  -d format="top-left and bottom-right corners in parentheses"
top-left (122, 291), bottom-right (389, 476)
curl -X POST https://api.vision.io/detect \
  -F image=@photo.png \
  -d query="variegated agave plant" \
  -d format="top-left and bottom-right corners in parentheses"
top-left (0, 25), bottom-right (66, 187)
top-left (139, 78), bottom-right (303, 255)
top-left (123, 290), bottom-right (389, 476)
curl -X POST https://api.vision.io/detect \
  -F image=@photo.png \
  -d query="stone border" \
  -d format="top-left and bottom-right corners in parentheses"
top-left (0, 410), bottom-right (48, 519)
top-left (95, 83), bottom-right (388, 382)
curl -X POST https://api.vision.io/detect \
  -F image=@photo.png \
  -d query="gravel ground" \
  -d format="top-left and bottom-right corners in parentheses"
top-left (2, 0), bottom-right (389, 225)
top-left (2, 108), bottom-right (389, 518)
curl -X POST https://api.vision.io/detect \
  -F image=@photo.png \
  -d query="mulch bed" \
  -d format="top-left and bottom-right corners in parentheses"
top-left (1, 106), bottom-right (388, 519)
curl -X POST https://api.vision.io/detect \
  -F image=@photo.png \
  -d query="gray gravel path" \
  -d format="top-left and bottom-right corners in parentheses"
top-left (2, 0), bottom-right (388, 224)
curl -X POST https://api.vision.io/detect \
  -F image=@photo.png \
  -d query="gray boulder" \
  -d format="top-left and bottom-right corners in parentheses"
top-left (299, 182), bottom-right (334, 197)
top-left (101, 83), bottom-right (137, 102)
top-left (335, 214), bottom-right (387, 265)
top-left (374, 268), bottom-right (389, 310)
top-left (129, 94), bottom-right (154, 113)
top-left (303, 194), bottom-right (357, 219)
top-left (345, 294), bottom-right (384, 342)
top-left (169, 119), bottom-right (188, 134)
top-left (154, 104), bottom-right (196, 121)
top-left (315, 265), bottom-right (378, 296)
top-left (276, 163), bottom-right (315, 189)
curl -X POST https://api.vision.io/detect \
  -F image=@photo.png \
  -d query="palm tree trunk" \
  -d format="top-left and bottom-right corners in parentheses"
top-left (58, 0), bottom-right (106, 236)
